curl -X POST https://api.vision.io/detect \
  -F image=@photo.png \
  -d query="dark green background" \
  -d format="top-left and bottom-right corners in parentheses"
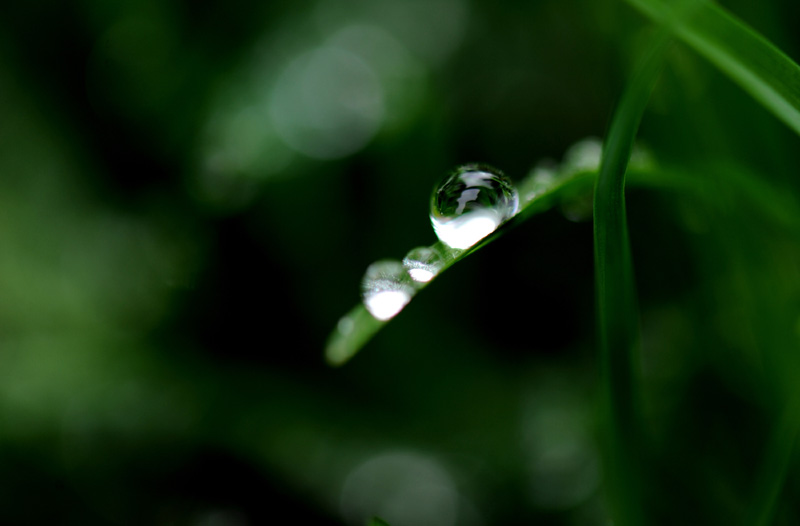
top-left (1, 0), bottom-right (798, 524)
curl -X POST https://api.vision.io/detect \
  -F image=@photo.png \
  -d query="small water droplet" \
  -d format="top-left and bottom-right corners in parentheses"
top-left (337, 315), bottom-right (355, 335)
top-left (430, 164), bottom-right (519, 250)
top-left (403, 245), bottom-right (445, 284)
top-left (563, 137), bottom-right (603, 174)
top-left (521, 159), bottom-right (559, 203)
top-left (361, 260), bottom-right (415, 321)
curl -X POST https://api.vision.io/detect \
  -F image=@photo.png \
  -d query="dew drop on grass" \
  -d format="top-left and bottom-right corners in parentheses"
top-left (430, 164), bottom-right (519, 250)
top-left (361, 260), bottom-right (415, 321)
top-left (521, 159), bottom-right (559, 204)
top-left (402, 245), bottom-right (445, 284)
top-left (562, 137), bottom-right (603, 173)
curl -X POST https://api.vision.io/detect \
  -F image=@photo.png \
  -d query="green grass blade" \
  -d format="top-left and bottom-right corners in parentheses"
top-left (326, 304), bottom-right (388, 366)
top-left (622, 1), bottom-right (800, 519)
top-left (593, 34), bottom-right (668, 526)
top-left (324, 166), bottom-right (596, 366)
top-left (326, 157), bottom-right (800, 366)
top-left (624, 0), bottom-right (800, 137)
top-left (367, 518), bottom-right (391, 526)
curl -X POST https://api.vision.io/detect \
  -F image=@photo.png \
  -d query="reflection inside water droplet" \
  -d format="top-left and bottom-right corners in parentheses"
top-left (430, 164), bottom-right (518, 250)
top-left (361, 260), bottom-right (415, 321)
top-left (403, 246), bottom-right (445, 283)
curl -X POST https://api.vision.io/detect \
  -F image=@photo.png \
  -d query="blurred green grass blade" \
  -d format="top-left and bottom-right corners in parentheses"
top-left (624, 0), bottom-right (800, 136)
top-left (593, 34), bottom-right (668, 526)
top-left (621, 1), bottom-right (800, 516)
top-left (367, 518), bottom-right (391, 526)
top-left (749, 401), bottom-right (800, 526)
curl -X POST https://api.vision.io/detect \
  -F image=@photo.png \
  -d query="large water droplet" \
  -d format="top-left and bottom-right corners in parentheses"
top-left (430, 164), bottom-right (519, 250)
top-left (361, 260), bottom-right (415, 321)
top-left (403, 245), bottom-right (446, 284)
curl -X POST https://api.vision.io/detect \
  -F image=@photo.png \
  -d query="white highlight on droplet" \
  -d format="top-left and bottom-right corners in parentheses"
top-left (363, 289), bottom-right (412, 321)
top-left (403, 246), bottom-right (446, 284)
top-left (361, 260), bottom-right (415, 321)
top-left (407, 268), bottom-right (435, 283)
top-left (431, 209), bottom-right (503, 250)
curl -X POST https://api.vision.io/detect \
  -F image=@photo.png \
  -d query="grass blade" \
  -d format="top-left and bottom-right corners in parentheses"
top-left (326, 157), bottom-right (800, 366)
top-left (624, 0), bottom-right (800, 136)
top-left (622, 1), bottom-right (800, 520)
top-left (593, 34), bottom-right (668, 526)
top-left (326, 304), bottom-right (388, 366)
top-left (324, 165), bottom-right (598, 366)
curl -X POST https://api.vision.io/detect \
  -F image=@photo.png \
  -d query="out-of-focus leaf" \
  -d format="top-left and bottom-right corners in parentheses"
top-left (625, 0), bottom-right (800, 136)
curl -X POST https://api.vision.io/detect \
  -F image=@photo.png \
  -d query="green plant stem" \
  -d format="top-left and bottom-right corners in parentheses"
top-left (593, 34), bottom-right (669, 526)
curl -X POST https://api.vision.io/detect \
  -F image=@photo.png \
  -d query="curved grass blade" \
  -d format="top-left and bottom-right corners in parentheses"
top-left (592, 33), bottom-right (669, 526)
top-left (622, 1), bottom-right (800, 519)
top-left (325, 158), bottom-right (618, 366)
top-left (624, 0), bottom-right (800, 137)
top-left (326, 156), bottom-right (800, 367)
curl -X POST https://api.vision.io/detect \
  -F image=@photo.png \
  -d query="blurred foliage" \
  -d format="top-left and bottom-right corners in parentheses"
top-left (0, 0), bottom-right (799, 525)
